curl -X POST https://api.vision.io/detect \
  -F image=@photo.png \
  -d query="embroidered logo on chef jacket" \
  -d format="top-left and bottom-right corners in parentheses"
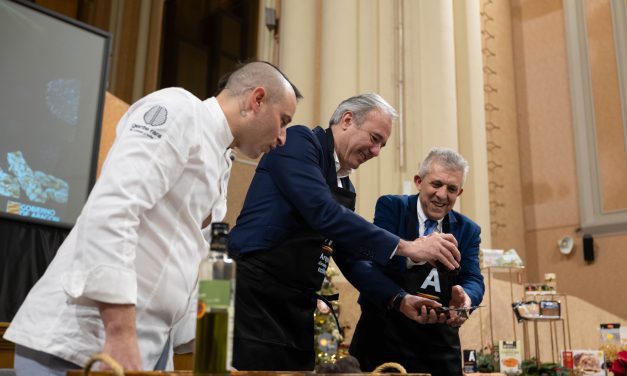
top-left (144, 105), bottom-right (168, 126)
top-left (129, 105), bottom-right (168, 139)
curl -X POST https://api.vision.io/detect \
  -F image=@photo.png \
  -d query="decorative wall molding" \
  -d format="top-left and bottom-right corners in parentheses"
top-left (610, 0), bottom-right (627, 150)
top-left (564, 1), bottom-right (627, 235)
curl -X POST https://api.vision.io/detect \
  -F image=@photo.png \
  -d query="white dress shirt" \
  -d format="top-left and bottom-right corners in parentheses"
top-left (333, 150), bottom-right (352, 187)
top-left (407, 201), bottom-right (443, 267)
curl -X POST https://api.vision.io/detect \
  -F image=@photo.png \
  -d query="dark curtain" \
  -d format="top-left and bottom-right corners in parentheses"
top-left (0, 217), bottom-right (68, 321)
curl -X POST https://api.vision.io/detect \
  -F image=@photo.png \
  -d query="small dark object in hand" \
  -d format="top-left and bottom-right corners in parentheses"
top-left (436, 261), bottom-right (460, 275)
top-left (432, 305), bottom-right (482, 319)
top-left (315, 355), bottom-right (361, 373)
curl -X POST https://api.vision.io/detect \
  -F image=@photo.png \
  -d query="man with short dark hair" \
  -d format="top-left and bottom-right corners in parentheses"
top-left (4, 61), bottom-right (301, 375)
top-left (229, 95), bottom-right (462, 371)
top-left (340, 147), bottom-right (485, 376)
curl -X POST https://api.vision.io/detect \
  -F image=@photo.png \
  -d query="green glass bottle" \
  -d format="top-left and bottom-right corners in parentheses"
top-left (193, 222), bottom-right (236, 374)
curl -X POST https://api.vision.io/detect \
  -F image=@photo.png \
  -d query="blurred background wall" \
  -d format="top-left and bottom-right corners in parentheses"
top-left (27, 0), bottom-right (627, 358)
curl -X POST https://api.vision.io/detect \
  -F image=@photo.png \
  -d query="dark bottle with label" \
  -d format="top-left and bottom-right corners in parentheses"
top-left (193, 222), bottom-right (236, 374)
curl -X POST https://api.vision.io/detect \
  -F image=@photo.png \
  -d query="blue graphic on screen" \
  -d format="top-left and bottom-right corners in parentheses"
top-left (0, 1), bottom-right (109, 227)
top-left (47, 78), bottom-right (81, 126)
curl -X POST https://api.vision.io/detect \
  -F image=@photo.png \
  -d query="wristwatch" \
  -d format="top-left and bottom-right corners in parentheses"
top-left (390, 291), bottom-right (408, 311)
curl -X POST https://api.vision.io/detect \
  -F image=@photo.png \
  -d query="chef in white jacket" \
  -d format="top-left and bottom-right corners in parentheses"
top-left (4, 61), bottom-right (301, 375)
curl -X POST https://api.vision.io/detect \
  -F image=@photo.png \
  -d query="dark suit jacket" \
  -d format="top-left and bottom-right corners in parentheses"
top-left (229, 125), bottom-right (400, 266)
top-left (336, 193), bottom-right (484, 308)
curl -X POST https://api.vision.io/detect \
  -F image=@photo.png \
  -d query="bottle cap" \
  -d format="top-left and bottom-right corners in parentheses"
top-left (210, 222), bottom-right (229, 252)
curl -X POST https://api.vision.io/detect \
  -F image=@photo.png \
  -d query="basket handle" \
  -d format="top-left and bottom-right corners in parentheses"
top-left (83, 352), bottom-right (125, 376)
top-left (372, 362), bottom-right (407, 374)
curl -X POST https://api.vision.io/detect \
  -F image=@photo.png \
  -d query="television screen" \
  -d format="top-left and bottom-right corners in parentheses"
top-left (0, 0), bottom-right (110, 228)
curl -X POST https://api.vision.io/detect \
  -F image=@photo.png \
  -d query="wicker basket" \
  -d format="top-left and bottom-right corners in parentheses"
top-left (75, 354), bottom-right (430, 376)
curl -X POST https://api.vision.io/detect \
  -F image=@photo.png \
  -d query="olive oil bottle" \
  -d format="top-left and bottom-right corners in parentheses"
top-left (193, 222), bottom-right (236, 374)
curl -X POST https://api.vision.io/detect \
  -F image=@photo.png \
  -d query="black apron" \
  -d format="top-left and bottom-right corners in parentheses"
top-left (350, 214), bottom-right (462, 376)
top-left (233, 128), bottom-right (355, 371)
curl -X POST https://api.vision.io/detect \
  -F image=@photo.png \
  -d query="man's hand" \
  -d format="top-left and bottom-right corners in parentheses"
top-left (399, 295), bottom-right (446, 324)
top-left (397, 234), bottom-right (461, 270)
top-left (99, 303), bottom-right (142, 371)
top-left (446, 285), bottom-right (471, 328)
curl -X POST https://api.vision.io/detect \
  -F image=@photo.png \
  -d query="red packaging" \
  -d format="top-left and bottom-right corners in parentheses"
top-left (562, 350), bottom-right (574, 369)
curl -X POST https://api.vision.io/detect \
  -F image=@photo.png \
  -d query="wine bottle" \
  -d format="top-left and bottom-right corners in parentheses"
top-left (193, 222), bottom-right (236, 374)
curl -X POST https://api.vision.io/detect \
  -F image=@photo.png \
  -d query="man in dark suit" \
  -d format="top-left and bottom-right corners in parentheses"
top-left (338, 147), bottom-right (484, 376)
top-left (229, 94), bottom-right (462, 371)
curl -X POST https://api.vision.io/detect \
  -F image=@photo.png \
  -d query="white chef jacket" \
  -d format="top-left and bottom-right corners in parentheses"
top-left (5, 88), bottom-right (233, 370)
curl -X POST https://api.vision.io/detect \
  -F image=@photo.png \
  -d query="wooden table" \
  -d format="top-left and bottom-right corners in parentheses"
top-left (0, 323), bottom-right (15, 369)
top-left (69, 372), bottom-right (431, 376)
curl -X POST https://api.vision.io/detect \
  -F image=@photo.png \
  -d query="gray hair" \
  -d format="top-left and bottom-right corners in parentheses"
top-left (328, 93), bottom-right (398, 127)
top-left (418, 147), bottom-right (469, 186)
top-left (223, 61), bottom-right (301, 103)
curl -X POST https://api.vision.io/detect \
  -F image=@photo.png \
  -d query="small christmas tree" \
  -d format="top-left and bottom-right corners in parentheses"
top-left (314, 266), bottom-right (344, 366)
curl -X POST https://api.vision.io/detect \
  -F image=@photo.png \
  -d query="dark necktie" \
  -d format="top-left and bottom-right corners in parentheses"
top-left (407, 219), bottom-right (439, 268)
top-left (423, 218), bottom-right (438, 236)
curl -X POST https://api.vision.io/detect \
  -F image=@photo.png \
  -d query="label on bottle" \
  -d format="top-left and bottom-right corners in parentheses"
top-left (463, 349), bottom-right (477, 372)
top-left (195, 279), bottom-right (234, 372)
top-left (198, 280), bottom-right (231, 318)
